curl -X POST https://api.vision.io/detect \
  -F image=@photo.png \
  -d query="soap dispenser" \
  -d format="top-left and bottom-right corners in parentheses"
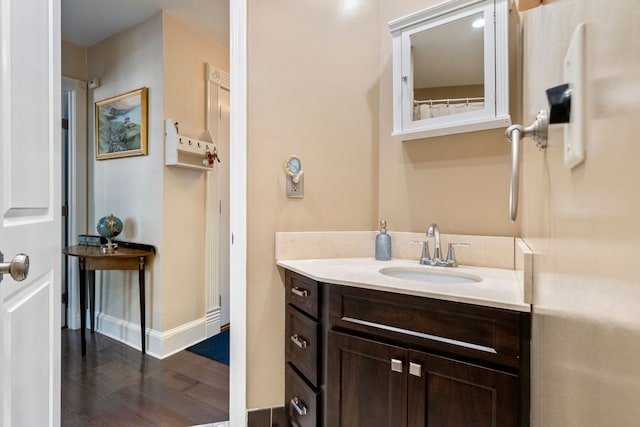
top-left (375, 220), bottom-right (392, 261)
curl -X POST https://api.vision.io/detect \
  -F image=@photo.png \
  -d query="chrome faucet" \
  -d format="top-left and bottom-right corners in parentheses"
top-left (413, 223), bottom-right (469, 267)
top-left (426, 223), bottom-right (442, 264)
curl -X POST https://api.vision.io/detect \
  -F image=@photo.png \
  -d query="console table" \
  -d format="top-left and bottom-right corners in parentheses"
top-left (62, 243), bottom-right (155, 356)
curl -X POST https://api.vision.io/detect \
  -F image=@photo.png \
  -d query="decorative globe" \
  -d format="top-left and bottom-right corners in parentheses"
top-left (96, 214), bottom-right (123, 239)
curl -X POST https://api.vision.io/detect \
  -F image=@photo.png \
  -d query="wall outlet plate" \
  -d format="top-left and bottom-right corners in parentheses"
top-left (563, 23), bottom-right (586, 169)
top-left (286, 174), bottom-right (304, 198)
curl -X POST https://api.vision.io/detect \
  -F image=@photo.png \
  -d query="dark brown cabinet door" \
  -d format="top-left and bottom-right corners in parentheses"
top-left (286, 364), bottom-right (320, 427)
top-left (286, 306), bottom-right (321, 386)
top-left (407, 350), bottom-right (520, 427)
top-left (327, 331), bottom-right (408, 427)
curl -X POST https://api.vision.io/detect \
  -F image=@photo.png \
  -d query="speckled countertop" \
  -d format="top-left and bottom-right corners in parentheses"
top-left (277, 257), bottom-right (530, 313)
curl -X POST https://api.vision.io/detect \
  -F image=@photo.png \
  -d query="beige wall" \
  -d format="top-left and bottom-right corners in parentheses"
top-left (162, 11), bottom-right (230, 330)
top-left (520, 2), bottom-right (640, 426)
top-left (378, 0), bottom-right (521, 237)
top-left (246, 0), bottom-right (520, 409)
top-left (62, 40), bottom-right (87, 81)
top-left (162, 12), bottom-right (229, 133)
top-left (247, 0), bottom-right (379, 408)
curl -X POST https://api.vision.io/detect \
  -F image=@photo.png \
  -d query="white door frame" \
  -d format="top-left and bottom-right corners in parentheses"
top-left (229, 1), bottom-right (247, 425)
top-left (61, 76), bottom-right (87, 331)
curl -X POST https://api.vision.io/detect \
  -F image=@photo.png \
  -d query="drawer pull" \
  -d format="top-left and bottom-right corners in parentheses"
top-left (391, 358), bottom-right (403, 373)
top-left (291, 396), bottom-right (308, 416)
top-left (291, 287), bottom-right (309, 298)
top-left (291, 334), bottom-right (308, 349)
top-left (409, 362), bottom-right (422, 377)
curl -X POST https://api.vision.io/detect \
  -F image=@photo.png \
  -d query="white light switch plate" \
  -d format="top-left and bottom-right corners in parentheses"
top-left (563, 23), bottom-right (586, 169)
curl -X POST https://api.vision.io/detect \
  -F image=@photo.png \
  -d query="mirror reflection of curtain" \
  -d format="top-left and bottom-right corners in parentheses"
top-left (414, 100), bottom-right (485, 120)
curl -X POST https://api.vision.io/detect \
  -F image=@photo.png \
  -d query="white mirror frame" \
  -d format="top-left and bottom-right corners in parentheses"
top-left (389, 0), bottom-right (510, 140)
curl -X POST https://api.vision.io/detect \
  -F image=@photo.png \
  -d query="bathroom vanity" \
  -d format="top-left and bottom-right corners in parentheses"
top-left (282, 263), bottom-right (530, 427)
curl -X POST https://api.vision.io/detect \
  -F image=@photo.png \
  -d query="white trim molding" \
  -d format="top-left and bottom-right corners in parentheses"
top-left (229, 0), bottom-right (248, 425)
top-left (206, 307), bottom-right (222, 337)
top-left (205, 63), bottom-right (231, 339)
top-left (94, 312), bottom-right (218, 359)
top-left (207, 63), bottom-right (231, 90)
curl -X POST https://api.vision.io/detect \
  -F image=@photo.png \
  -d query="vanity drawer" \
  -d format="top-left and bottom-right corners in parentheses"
top-left (286, 270), bottom-right (321, 319)
top-left (286, 305), bottom-right (321, 386)
top-left (329, 285), bottom-right (527, 368)
top-left (286, 363), bottom-right (320, 427)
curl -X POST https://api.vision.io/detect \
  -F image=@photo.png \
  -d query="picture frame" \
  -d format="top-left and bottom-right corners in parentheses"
top-left (95, 87), bottom-right (148, 160)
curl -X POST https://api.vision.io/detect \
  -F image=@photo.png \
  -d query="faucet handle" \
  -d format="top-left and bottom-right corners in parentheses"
top-left (445, 242), bottom-right (470, 267)
top-left (410, 240), bottom-right (431, 265)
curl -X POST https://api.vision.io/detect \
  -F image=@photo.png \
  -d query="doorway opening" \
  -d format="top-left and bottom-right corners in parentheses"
top-left (63, 0), bottom-right (246, 425)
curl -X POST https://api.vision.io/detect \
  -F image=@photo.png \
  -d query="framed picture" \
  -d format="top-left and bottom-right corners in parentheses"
top-left (95, 87), bottom-right (148, 160)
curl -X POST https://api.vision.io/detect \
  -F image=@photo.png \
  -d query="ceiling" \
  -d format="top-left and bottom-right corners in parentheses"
top-left (61, 0), bottom-right (229, 48)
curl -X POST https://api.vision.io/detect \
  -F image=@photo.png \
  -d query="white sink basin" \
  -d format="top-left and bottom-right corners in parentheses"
top-left (379, 267), bottom-right (481, 284)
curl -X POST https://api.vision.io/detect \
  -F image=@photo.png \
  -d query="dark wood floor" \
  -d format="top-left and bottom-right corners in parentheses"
top-left (61, 328), bottom-right (229, 426)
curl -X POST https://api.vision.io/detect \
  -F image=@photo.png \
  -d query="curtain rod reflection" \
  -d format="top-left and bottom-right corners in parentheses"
top-left (414, 96), bottom-right (485, 106)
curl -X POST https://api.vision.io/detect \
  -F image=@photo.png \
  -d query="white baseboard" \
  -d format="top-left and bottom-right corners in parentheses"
top-left (69, 311), bottom-right (81, 330)
top-left (206, 308), bottom-right (222, 338)
top-left (93, 310), bottom-right (222, 359)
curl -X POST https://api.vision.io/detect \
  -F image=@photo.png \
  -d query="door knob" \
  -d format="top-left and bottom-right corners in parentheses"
top-left (0, 251), bottom-right (30, 283)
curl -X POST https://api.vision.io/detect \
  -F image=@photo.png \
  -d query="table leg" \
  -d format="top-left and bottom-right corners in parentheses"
top-left (89, 270), bottom-right (96, 333)
top-left (78, 258), bottom-right (86, 356)
top-left (138, 256), bottom-right (146, 354)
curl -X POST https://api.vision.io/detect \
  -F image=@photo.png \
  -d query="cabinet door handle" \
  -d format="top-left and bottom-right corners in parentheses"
top-left (291, 334), bottom-right (308, 349)
top-left (391, 358), bottom-right (403, 373)
top-left (409, 362), bottom-right (422, 377)
top-left (290, 396), bottom-right (308, 416)
top-left (291, 287), bottom-right (309, 298)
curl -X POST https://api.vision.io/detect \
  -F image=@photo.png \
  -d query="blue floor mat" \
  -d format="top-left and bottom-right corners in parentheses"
top-left (186, 329), bottom-right (229, 365)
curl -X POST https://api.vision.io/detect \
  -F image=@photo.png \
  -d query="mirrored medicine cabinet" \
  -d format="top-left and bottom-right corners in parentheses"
top-left (389, 0), bottom-right (511, 140)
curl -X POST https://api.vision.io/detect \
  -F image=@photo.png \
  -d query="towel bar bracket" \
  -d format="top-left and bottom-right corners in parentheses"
top-left (505, 109), bottom-right (548, 151)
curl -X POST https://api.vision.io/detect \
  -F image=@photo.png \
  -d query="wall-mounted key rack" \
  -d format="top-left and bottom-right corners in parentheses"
top-left (165, 118), bottom-right (218, 171)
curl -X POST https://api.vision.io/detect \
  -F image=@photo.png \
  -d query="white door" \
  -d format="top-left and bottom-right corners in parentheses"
top-left (0, 0), bottom-right (61, 426)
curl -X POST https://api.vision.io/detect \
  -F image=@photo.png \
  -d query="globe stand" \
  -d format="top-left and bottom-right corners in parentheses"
top-left (101, 238), bottom-right (118, 254)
